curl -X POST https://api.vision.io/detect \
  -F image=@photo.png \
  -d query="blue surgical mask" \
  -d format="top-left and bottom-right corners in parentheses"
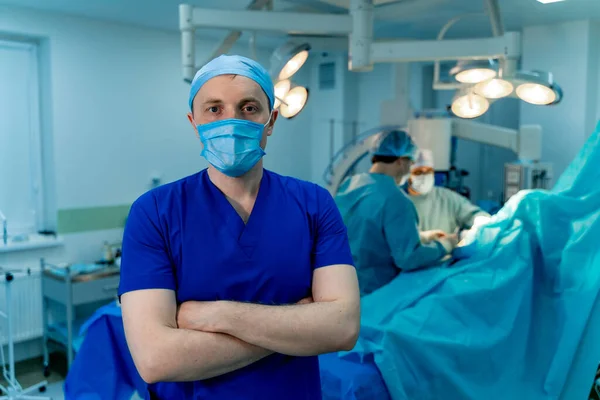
top-left (196, 116), bottom-right (271, 177)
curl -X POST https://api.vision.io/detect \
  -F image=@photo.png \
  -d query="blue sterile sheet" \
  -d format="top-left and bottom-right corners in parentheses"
top-left (343, 121), bottom-right (600, 399)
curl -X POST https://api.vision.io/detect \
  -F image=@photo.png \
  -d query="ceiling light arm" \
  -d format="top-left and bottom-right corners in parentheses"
top-left (349, 0), bottom-right (374, 72)
top-left (433, 14), bottom-right (479, 90)
top-left (485, 0), bottom-right (504, 37)
top-left (187, 8), bottom-right (352, 35)
top-left (433, 14), bottom-right (482, 90)
top-left (452, 119), bottom-right (542, 162)
top-left (432, 0), bottom-right (506, 91)
top-left (179, 4), bottom-right (195, 83)
top-left (371, 33), bottom-right (521, 64)
top-left (179, 3), bottom-right (355, 82)
top-left (179, 1), bottom-right (272, 82)
top-left (249, 32), bottom-right (257, 60)
top-left (179, 1), bottom-right (520, 82)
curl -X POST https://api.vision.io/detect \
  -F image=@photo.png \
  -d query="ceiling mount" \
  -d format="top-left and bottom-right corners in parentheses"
top-left (179, 0), bottom-right (564, 120)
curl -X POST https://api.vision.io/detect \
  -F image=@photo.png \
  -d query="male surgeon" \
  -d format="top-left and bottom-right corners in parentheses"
top-left (118, 55), bottom-right (360, 400)
top-left (407, 149), bottom-right (491, 234)
top-left (335, 130), bottom-right (457, 296)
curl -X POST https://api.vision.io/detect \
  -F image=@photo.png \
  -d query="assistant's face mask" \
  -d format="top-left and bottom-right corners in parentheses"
top-left (410, 173), bottom-right (435, 194)
top-left (196, 114), bottom-right (271, 177)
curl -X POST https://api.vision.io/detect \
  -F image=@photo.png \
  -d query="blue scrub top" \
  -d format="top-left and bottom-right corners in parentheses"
top-left (118, 169), bottom-right (354, 400)
top-left (335, 173), bottom-right (445, 296)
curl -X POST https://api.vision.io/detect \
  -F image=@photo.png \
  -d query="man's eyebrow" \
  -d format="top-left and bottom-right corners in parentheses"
top-left (201, 98), bottom-right (223, 105)
top-left (238, 96), bottom-right (263, 105)
top-left (200, 96), bottom-right (266, 107)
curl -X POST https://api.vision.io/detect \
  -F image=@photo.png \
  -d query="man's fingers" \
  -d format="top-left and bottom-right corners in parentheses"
top-left (297, 296), bottom-right (313, 305)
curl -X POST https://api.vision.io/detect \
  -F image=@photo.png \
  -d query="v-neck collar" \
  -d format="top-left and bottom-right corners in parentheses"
top-left (203, 169), bottom-right (270, 258)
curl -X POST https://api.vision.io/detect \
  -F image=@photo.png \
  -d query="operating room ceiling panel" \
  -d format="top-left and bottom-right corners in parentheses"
top-left (0, 0), bottom-right (599, 40)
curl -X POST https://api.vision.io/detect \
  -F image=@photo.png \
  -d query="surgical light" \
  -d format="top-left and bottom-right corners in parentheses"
top-left (270, 41), bottom-right (311, 81)
top-left (279, 86), bottom-right (309, 119)
top-left (537, 0), bottom-right (565, 3)
top-left (514, 70), bottom-right (562, 105)
top-left (449, 60), bottom-right (497, 84)
top-left (474, 78), bottom-right (514, 99)
top-left (451, 91), bottom-right (489, 119)
top-left (273, 79), bottom-right (291, 109)
top-left (516, 83), bottom-right (557, 105)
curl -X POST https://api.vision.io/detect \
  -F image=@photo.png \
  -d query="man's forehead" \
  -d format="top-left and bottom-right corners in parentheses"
top-left (413, 166), bottom-right (434, 172)
top-left (197, 75), bottom-right (265, 100)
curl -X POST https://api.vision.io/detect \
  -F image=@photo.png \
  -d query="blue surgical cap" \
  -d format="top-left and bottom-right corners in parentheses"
top-left (372, 129), bottom-right (417, 159)
top-left (188, 54), bottom-right (275, 111)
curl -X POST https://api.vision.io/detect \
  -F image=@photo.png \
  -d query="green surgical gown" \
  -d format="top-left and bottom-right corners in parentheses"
top-left (408, 186), bottom-right (490, 233)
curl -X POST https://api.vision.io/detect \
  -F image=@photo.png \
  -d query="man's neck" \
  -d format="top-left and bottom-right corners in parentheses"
top-left (207, 162), bottom-right (264, 201)
top-left (369, 163), bottom-right (395, 178)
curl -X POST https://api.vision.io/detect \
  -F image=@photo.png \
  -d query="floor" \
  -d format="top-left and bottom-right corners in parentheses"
top-left (1, 380), bottom-right (143, 400)
top-left (0, 354), bottom-right (143, 400)
top-left (0, 355), bottom-right (66, 388)
top-left (0, 354), bottom-right (65, 399)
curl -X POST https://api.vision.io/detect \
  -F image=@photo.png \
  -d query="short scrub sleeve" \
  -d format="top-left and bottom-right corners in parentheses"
top-left (312, 186), bottom-right (354, 269)
top-left (118, 192), bottom-right (176, 297)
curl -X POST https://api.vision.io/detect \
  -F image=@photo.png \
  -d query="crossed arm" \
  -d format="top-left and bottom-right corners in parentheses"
top-left (121, 289), bottom-right (272, 383)
top-left (121, 264), bottom-right (360, 384)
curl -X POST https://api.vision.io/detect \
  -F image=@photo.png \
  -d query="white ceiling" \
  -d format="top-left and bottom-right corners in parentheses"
top-left (1, 0), bottom-right (599, 42)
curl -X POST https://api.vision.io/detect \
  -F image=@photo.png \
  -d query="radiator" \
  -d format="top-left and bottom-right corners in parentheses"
top-left (0, 270), bottom-right (43, 346)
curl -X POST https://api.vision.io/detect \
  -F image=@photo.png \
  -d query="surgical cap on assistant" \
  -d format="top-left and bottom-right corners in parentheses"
top-left (412, 149), bottom-right (435, 170)
top-left (372, 129), bottom-right (417, 159)
top-left (188, 54), bottom-right (275, 111)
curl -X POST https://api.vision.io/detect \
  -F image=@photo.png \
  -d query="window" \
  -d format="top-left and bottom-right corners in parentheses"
top-left (0, 40), bottom-right (44, 235)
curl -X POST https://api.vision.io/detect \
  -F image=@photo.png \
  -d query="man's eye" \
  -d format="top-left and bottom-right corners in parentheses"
top-left (208, 106), bottom-right (220, 113)
top-left (244, 106), bottom-right (257, 113)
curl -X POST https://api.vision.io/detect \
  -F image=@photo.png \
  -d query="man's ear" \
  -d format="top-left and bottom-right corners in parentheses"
top-left (266, 109), bottom-right (278, 136)
top-left (187, 113), bottom-right (199, 138)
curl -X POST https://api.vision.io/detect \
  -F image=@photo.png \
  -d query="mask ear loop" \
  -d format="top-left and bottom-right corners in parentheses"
top-left (264, 109), bottom-right (274, 130)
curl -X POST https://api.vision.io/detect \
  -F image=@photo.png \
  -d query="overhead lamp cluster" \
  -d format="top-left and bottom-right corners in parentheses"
top-left (449, 59), bottom-right (563, 119)
top-left (269, 42), bottom-right (310, 119)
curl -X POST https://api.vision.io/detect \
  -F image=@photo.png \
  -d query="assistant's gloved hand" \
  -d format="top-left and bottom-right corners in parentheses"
top-left (472, 215), bottom-right (491, 228)
top-left (420, 230), bottom-right (447, 244)
top-left (436, 233), bottom-right (459, 254)
top-left (458, 215), bottom-right (492, 246)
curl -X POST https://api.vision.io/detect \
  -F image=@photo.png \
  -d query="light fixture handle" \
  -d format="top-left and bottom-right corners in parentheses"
top-left (275, 95), bottom-right (289, 107)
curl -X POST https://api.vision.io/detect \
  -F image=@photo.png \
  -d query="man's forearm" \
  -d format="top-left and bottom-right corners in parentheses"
top-left (205, 301), bottom-right (359, 357)
top-left (143, 327), bottom-right (271, 383)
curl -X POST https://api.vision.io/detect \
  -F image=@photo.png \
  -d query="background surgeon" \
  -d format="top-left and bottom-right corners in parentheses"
top-left (335, 130), bottom-right (457, 296)
top-left (407, 149), bottom-right (491, 235)
top-left (118, 54), bottom-right (360, 400)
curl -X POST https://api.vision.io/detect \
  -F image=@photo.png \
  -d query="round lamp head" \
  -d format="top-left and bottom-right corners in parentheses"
top-left (474, 78), bottom-right (514, 99)
top-left (449, 59), bottom-right (497, 84)
top-left (516, 83), bottom-right (557, 105)
top-left (451, 92), bottom-right (490, 119)
top-left (514, 70), bottom-right (563, 105)
top-left (270, 42), bottom-right (311, 81)
top-left (280, 86), bottom-right (309, 119)
top-left (273, 79), bottom-right (291, 109)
